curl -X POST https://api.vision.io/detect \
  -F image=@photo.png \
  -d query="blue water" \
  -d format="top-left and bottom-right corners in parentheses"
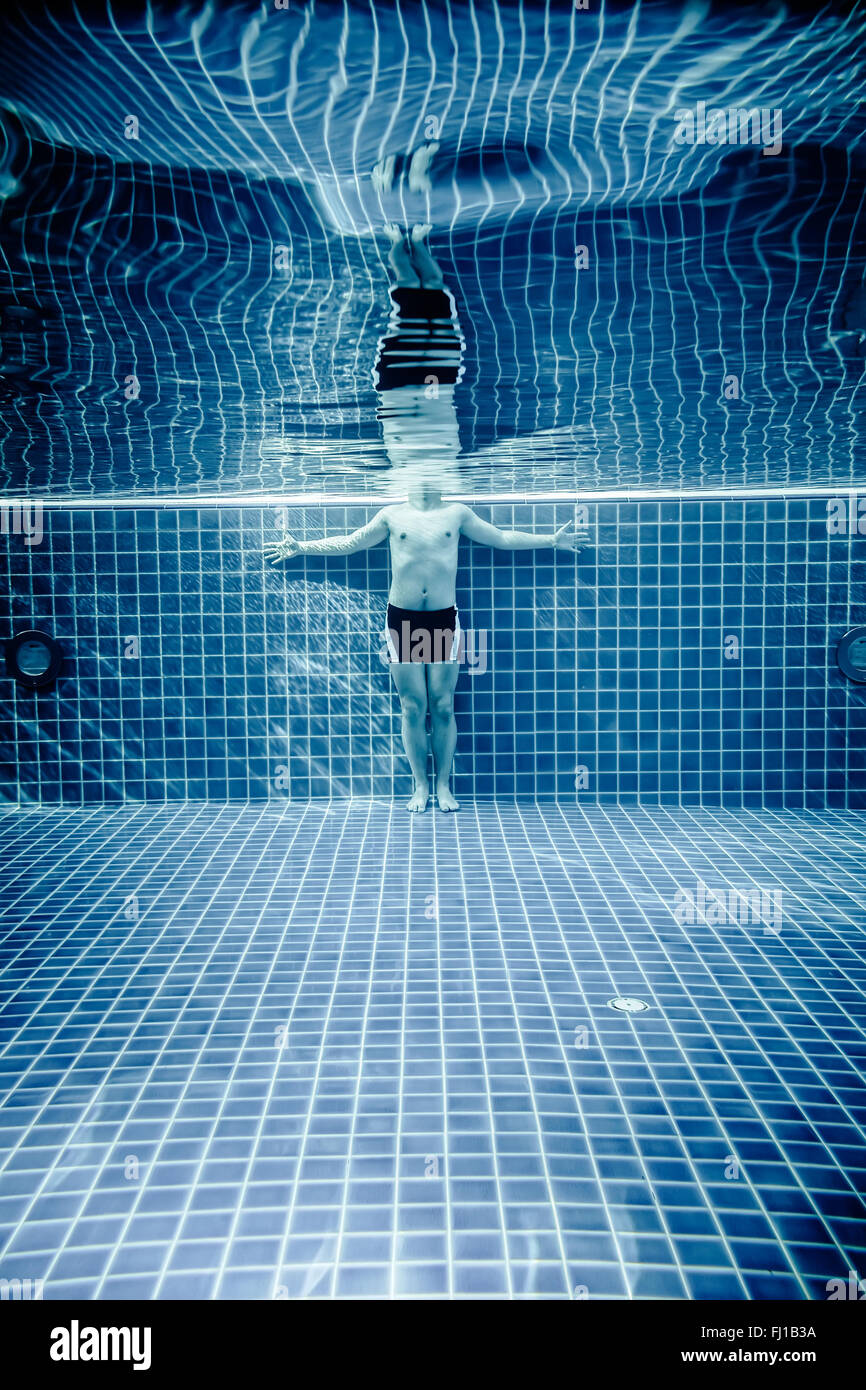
top-left (1, 0), bottom-right (866, 1310)
top-left (0, 0), bottom-right (864, 497)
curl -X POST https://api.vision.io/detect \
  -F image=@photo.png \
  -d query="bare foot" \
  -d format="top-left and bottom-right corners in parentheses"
top-left (410, 221), bottom-right (432, 243)
top-left (407, 784), bottom-right (429, 813)
top-left (436, 786), bottom-right (459, 813)
top-left (383, 221), bottom-right (404, 245)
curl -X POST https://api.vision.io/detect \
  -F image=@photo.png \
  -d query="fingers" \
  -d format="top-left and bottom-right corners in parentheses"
top-left (263, 537), bottom-right (296, 563)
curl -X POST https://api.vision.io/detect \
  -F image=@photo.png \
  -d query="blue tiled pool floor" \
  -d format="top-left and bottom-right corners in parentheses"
top-left (0, 801), bottom-right (864, 1301)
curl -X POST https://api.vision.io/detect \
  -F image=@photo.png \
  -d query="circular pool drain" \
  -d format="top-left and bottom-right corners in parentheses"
top-left (607, 996), bottom-right (651, 1013)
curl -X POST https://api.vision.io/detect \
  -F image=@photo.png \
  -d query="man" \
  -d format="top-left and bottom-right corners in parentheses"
top-left (265, 480), bottom-right (584, 813)
top-left (372, 221), bottom-right (465, 469)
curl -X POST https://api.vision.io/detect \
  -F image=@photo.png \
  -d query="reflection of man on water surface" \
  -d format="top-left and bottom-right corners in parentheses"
top-left (266, 202), bottom-right (585, 813)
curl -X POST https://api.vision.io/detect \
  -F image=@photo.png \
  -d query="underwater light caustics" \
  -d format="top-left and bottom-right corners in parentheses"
top-left (0, 0), bottom-right (864, 498)
top-left (0, 1), bottom-right (863, 220)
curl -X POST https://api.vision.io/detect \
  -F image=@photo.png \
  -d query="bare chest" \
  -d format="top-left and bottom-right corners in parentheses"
top-left (388, 515), bottom-right (461, 562)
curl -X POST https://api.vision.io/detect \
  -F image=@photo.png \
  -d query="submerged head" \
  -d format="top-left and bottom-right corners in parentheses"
top-left (389, 459), bottom-right (461, 508)
top-left (377, 384), bottom-right (461, 481)
top-left (407, 478), bottom-right (443, 509)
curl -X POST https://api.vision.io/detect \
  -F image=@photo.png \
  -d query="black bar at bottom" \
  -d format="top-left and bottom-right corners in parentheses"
top-left (4, 1297), bottom-right (861, 1377)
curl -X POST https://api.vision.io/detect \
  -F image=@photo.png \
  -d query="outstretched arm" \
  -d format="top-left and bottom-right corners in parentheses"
top-left (264, 509), bottom-right (389, 563)
top-left (459, 506), bottom-right (586, 551)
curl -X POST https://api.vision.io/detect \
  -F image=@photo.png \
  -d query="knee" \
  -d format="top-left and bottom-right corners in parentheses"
top-left (401, 695), bottom-right (427, 724)
top-left (430, 692), bottom-right (454, 723)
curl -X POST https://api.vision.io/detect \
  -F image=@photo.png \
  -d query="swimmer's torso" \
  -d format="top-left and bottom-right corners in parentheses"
top-left (385, 502), bottom-right (464, 609)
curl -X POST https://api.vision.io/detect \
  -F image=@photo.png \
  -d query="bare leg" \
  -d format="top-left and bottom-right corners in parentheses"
top-left (408, 142), bottom-right (439, 194)
top-left (372, 154), bottom-right (396, 195)
top-left (409, 223), bottom-right (445, 290)
top-left (390, 663), bottom-right (430, 810)
top-left (385, 223), bottom-right (419, 287)
top-left (426, 661), bottom-right (459, 811)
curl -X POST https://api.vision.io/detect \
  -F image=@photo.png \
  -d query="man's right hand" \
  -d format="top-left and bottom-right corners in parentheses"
top-left (552, 521), bottom-right (591, 552)
top-left (264, 535), bottom-right (302, 563)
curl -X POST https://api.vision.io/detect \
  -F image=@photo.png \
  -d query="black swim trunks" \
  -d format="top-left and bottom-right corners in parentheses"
top-left (373, 287), bottom-right (465, 392)
top-left (386, 603), bottom-right (460, 664)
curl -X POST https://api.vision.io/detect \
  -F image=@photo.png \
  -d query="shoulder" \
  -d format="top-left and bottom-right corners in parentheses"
top-left (372, 504), bottom-right (398, 530)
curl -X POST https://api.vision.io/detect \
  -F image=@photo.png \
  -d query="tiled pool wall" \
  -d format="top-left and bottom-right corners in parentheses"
top-left (1, 498), bottom-right (864, 807)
